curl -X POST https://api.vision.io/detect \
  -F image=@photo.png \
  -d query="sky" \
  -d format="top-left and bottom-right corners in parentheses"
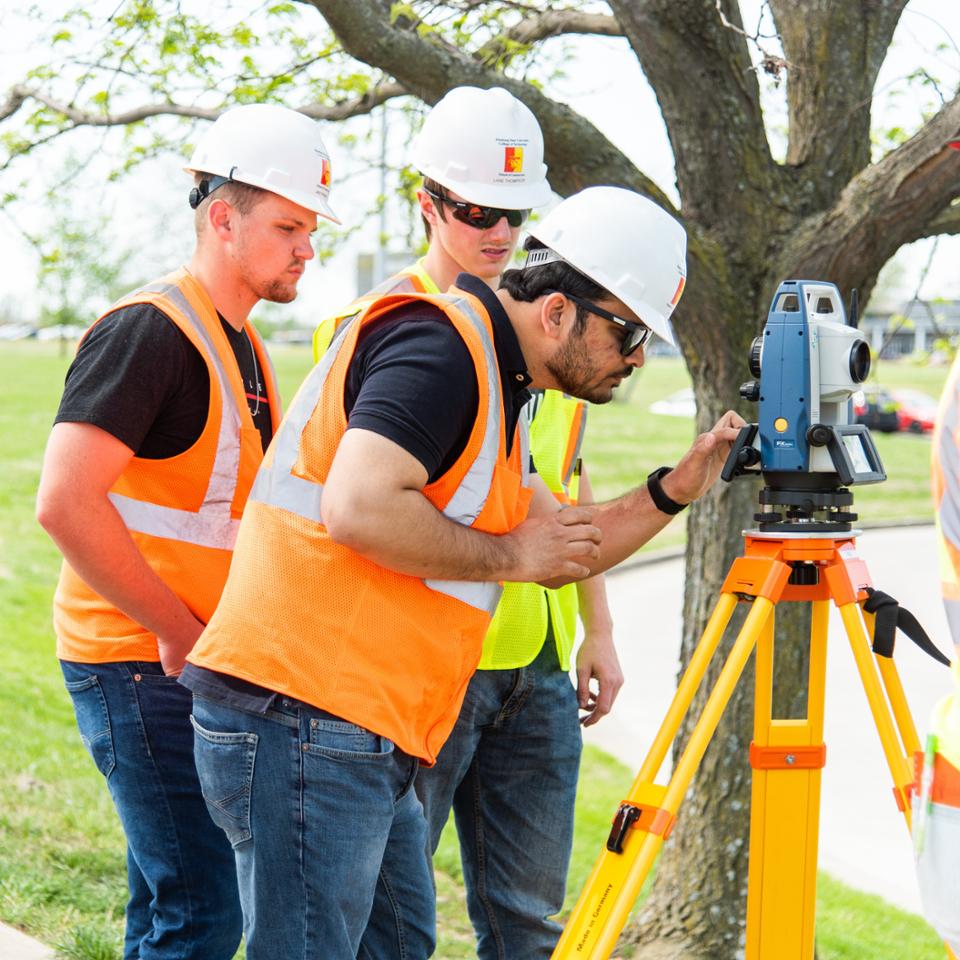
top-left (0, 0), bottom-right (958, 327)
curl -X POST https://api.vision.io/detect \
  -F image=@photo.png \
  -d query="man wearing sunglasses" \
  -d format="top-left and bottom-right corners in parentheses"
top-left (312, 86), bottom-right (621, 957)
top-left (184, 184), bottom-right (743, 959)
top-left (312, 84), bottom-right (549, 349)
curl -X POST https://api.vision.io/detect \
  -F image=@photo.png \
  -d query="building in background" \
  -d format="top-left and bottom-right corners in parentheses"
top-left (862, 298), bottom-right (960, 359)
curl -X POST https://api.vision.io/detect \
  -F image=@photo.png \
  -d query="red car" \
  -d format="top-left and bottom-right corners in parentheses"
top-left (891, 389), bottom-right (938, 434)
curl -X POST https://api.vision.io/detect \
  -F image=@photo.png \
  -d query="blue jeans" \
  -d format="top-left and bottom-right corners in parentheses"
top-left (190, 694), bottom-right (435, 960)
top-left (60, 660), bottom-right (242, 960)
top-left (414, 640), bottom-right (582, 960)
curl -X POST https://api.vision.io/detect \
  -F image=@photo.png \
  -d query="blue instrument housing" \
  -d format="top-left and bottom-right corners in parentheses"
top-left (757, 280), bottom-right (825, 474)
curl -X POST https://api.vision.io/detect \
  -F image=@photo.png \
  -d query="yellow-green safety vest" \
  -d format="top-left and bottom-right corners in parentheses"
top-left (312, 263), bottom-right (589, 672)
top-left (479, 389), bottom-right (588, 671)
top-left (312, 258), bottom-right (439, 361)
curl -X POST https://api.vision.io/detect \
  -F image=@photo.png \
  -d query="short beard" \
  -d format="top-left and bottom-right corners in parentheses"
top-left (258, 278), bottom-right (299, 303)
top-left (546, 332), bottom-right (621, 404)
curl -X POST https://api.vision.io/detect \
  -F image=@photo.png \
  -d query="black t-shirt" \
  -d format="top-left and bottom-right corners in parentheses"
top-left (180, 272), bottom-right (533, 711)
top-left (341, 274), bottom-right (530, 480)
top-left (55, 302), bottom-right (273, 455)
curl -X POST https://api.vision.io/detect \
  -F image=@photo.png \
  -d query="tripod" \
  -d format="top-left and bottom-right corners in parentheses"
top-left (552, 491), bottom-right (952, 960)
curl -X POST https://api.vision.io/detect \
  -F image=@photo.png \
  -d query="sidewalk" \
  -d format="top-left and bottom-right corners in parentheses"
top-left (584, 523), bottom-right (954, 914)
top-left (0, 922), bottom-right (54, 959)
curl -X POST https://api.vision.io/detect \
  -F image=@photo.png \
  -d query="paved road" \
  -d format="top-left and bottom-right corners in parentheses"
top-left (584, 523), bottom-right (955, 915)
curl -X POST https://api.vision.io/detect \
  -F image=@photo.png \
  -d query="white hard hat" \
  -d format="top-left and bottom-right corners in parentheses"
top-left (412, 86), bottom-right (551, 209)
top-left (526, 187), bottom-right (687, 346)
top-left (185, 103), bottom-right (339, 224)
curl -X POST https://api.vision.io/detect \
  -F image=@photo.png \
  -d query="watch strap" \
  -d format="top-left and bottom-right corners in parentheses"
top-left (647, 466), bottom-right (687, 515)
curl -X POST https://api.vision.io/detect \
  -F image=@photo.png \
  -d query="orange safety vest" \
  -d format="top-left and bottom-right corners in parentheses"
top-left (188, 287), bottom-right (533, 762)
top-left (54, 267), bottom-right (281, 663)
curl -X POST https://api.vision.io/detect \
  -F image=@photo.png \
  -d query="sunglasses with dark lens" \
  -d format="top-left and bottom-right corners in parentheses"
top-left (425, 188), bottom-right (529, 230)
top-left (560, 292), bottom-right (652, 356)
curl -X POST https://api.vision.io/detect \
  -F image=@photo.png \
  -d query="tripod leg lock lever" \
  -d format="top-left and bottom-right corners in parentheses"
top-left (606, 800), bottom-right (676, 853)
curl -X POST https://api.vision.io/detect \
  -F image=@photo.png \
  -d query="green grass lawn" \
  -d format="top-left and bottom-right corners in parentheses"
top-left (0, 341), bottom-right (950, 958)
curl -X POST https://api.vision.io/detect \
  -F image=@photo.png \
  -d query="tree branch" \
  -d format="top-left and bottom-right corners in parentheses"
top-left (475, 10), bottom-right (623, 66)
top-left (302, 0), bottom-right (677, 213)
top-left (500, 10), bottom-right (622, 45)
top-left (0, 85), bottom-right (32, 123)
top-left (769, 0), bottom-right (909, 206)
top-left (299, 81), bottom-right (408, 119)
top-left (778, 91), bottom-right (960, 297)
top-left (0, 81), bottom-right (407, 130)
top-left (923, 200), bottom-right (960, 238)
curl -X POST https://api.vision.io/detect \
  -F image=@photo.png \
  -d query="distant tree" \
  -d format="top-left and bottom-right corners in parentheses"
top-left (35, 211), bottom-right (131, 331)
top-left (3, 2), bottom-right (960, 955)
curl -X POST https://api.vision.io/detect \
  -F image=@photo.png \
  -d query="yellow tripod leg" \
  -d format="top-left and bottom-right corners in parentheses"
top-left (745, 600), bottom-right (829, 960)
top-left (552, 594), bottom-right (774, 960)
top-left (838, 602), bottom-right (915, 828)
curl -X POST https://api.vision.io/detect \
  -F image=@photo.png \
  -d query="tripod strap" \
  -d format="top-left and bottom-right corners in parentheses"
top-left (862, 588), bottom-right (951, 666)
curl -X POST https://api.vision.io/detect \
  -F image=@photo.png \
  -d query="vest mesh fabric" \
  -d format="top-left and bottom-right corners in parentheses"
top-left (55, 268), bottom-right (278, 663)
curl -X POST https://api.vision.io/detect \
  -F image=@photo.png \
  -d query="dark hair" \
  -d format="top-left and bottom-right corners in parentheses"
top-left (499, 237), bottom-right (610, 335)
top-left (421, 176), bottom-right (448, 241)
top-left (192, 171), bottom-right (268, 234)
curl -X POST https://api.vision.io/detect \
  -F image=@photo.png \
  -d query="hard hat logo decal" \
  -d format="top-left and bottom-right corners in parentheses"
top-left (319, 157), bottom-right (331, 190)
top-left (503, 146), bottom-right (524, 174)
top-left (670, 275), bottom-right (686, 306)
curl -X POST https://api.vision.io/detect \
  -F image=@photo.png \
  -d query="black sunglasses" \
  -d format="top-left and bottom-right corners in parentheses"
top-left (425, 188), bottom-right (529, 230)
top-left (557, 291), bottom-right (652, 356)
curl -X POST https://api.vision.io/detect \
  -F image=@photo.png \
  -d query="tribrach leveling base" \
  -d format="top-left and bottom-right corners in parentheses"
top-left (552, 528), bottom-right (955, 960)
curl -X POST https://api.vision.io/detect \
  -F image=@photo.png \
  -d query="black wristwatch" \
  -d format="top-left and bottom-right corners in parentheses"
top-left (647, 466), bottom-right (687, 515)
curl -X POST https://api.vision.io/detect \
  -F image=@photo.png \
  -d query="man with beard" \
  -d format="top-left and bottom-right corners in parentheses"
top-left (312, 86), bottom-right (621, 958)
top-left (36, 103), bottom-right (339, 960)
top-left (182, 184), bottom-right (742, 959)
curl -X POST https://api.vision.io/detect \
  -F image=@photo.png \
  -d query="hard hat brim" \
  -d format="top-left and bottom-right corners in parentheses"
top-left (183, 165), bottom-right (341, 225)
top-left (525, 233), bottom-right (680, 348)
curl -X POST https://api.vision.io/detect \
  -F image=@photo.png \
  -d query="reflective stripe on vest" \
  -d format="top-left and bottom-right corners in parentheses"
top-left (254, 291), bottom-right (506, 616)
top-left (368, 259), bottom-right (438, 296)
top-left (106, 280), bottom-right (244, 550)
top-left (933, 354), bottom-right (960, 637)
top-left (913, 661), bottom-right (960, 949)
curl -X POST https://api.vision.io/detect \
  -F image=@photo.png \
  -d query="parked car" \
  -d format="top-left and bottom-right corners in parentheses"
top-left (853, 386), bottom-right (900, 433)
top-left (891, 388), bottom-right (938, 434)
